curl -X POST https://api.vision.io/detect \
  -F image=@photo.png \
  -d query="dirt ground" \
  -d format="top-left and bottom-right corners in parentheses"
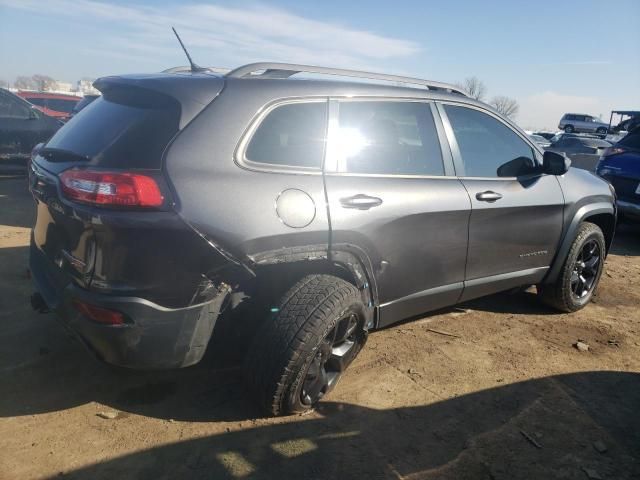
top-left (1, 175), bottom-right (639, 480)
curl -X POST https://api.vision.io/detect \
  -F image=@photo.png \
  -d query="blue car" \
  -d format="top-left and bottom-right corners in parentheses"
top-left (596, 128), bottom-right (640, 221)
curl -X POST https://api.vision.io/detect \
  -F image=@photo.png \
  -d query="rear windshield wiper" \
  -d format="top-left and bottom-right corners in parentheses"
top-left (39, 147), bottom-right (91, 162)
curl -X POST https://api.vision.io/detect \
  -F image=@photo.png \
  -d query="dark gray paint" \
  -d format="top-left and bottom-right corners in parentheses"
top-left (29, 69), bottom-right (617, 372)
top-left (166, 75), bottom-right (615, 329)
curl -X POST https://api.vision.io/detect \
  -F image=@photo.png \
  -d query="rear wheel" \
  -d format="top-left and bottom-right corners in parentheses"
top-left (538, 222), bottom-right (605, 312)
top-left (564, 125), bottom-right (574, 133)
top-left (244, 274), bottom-right (367, 416)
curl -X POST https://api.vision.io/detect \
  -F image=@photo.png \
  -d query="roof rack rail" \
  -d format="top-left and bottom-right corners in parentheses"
top-left (226, 62), bottom-right (467, 96)
top-left (162, 65), bottom-right (231, 74)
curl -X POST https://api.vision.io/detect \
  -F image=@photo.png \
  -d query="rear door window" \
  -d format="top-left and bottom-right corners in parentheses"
top-left (444, 104), bottom-right (535, 177)
top-left (332, 101), bottom-right (444, 176)
top-left (245, 102), bottom-right (327, 169)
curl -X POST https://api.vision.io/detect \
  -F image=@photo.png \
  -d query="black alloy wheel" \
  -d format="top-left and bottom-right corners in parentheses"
top-left (301, 312), bottom-right (361, 406)
top-left (570, 239), bottom-right (601, 300)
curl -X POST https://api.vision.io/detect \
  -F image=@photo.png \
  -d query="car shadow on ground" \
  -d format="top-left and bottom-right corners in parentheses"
top-left (55, 371), bottom-right (640, 480)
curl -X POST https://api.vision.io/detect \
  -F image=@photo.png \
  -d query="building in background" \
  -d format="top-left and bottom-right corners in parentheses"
top-left (76, 79), bottom-right (99, 95)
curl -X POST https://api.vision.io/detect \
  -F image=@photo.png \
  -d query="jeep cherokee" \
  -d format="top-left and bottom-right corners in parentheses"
top-left (28, 63), bottom-right (616, 416)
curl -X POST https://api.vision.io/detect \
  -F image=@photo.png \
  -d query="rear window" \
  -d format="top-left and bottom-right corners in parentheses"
top-left (618, 131), bottom-right (640, 150)
top-left (43, 92), bottom-right (180, 169)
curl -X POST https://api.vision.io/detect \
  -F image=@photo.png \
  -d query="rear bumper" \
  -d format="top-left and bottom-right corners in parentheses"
top-left (30, 245), bottom-right (226, 369)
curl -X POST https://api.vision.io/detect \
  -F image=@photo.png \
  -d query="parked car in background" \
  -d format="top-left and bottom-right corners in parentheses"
top-left (17, 91), bottom-right (81, 122)
top-left (608, 110), bottom-right (640, 133)
top-left (558, 113), bottom-right (609, 134)
top-left (596, 127), bottom-right (640, 221)
top-left (70, 94), bottom-right (100, 117)
top-left (549, 135), bottom-right (611, 156)
top-left (548, 135), bottom-right (611, 171)
top-left (528, 134), bottom-right (551, 148)
top-left (0, 88), bottom-right (61, 173)
top-left (532, 132), bottom-right (556, 141)
top-left (549, 132), bottom-right (599, 144)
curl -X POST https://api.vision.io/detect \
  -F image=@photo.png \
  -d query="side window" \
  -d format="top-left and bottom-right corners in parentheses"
top-left (245, 102), bottom-right (327, 169)
top-left (444, 105), bottom-right (535, 178)
top-left (0, 92), bottom-right (31, 119)
top-left (566, 114), bottom-right (575, 121)
top-left (333, 101), bottom-right (444, 176)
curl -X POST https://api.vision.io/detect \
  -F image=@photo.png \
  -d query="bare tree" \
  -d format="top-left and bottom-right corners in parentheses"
top-left (490, 95), bottom-right (519, 120)
top-left (14, 76), bottom-right (36, 90)
top-left (456, 76), bottom-right (487, 101)
top-left (32, 74), bottom-right (57, 91)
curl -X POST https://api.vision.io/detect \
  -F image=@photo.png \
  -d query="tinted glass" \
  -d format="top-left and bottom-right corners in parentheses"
top-left (445, 105), bottom-right (535, 177)
top-left (618, 131), bottom-right (640, 149)
top-left (46, 99), bottom-right (78, 113)
top-left (25, 97), bottom-right (46, 107)
top-left (335, 101), bottom-right (444, 175)
top-left (246, 102), bottom-right (327, 169)
top-left (44, 94), bottom-right (179, 168)
top-left (0, 92), bottom-right (31, 119)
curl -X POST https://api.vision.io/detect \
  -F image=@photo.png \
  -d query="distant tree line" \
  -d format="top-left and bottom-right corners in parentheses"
top-left (455, 76), bottom-right (519, 120)
top-left (14, 74), bottom-right (58, 91)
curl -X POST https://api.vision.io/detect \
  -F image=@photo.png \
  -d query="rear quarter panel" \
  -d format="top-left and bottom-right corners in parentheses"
top-left (164, 80), bottom-right (331, 265)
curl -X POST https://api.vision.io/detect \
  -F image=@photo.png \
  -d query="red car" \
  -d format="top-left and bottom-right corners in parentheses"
top-left (16, 91), bottom-right (81, 121)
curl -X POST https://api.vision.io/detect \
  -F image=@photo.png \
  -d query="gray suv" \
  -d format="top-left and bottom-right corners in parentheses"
top-left (559, 113), bottom-right (609, 134)
top-left (28, 63), bottom-right (616, 416)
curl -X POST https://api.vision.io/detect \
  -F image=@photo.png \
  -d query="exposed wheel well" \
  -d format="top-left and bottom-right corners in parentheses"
top-left (584, 213), bottom-right (615, 253)
top-left (217, 259), bottom-right (373, 341)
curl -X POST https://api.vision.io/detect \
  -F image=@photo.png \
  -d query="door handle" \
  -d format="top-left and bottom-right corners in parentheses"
top-left (476, 191), bottom-right (503, 202)
top-left (340, 194), bottom-right (383, 210)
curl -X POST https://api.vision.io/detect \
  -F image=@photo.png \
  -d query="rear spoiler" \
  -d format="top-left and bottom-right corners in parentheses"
top-left (94, 73), bottom-right (224, 129)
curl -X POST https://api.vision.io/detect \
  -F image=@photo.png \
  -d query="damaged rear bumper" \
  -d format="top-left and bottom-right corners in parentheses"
top-left (30, 246), bottom-right (228, 369)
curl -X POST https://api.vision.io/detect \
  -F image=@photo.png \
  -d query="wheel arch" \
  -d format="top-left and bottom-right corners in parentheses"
top-left (245, 245), bottom-right (378, 329)
top-left (543, 202), bottom-right (616, 284)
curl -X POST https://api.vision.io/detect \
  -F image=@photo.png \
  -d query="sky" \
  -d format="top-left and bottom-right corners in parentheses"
top-left (1, 0), bottom-right (639, 130)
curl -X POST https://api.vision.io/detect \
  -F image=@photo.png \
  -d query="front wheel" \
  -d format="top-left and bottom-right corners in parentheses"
top-left (244, 274), bottom-right (367, 416)
top-left (538, 222), bottom-right (605, 312)
top-left (564, 125), bottom-right (575, 133)
top-left (596, 127), bottom-right (608, 135)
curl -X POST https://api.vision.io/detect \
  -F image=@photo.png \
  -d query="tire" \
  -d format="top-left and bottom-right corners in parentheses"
top-left (564, 125), bottom-right (574, 133)
top-left (596, 127), bottom-right (608, 135)
top-left (538, 222), bottom-right (605, 312)
top-left (244, 274), bottom-right (367, 416)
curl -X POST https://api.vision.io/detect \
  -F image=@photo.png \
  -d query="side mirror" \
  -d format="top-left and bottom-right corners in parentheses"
top-left (543, 150), bottom-right (571, 175)
top-left (28, 108), bottom-right (41, 120)
top-left (497, 156), bottom-right (537, 177)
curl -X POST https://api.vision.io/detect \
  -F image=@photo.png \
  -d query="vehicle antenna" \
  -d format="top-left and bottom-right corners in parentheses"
top-left (171, 27), bottom-right (207, 73)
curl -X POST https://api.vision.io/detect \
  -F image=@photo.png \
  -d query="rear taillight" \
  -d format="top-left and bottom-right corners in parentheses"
top-left (72, 300), bottom-right (126, 326)
top-left (59, 168), bottom-right (163, 207)
top-left (600, 146), bottom-right (626, 158)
